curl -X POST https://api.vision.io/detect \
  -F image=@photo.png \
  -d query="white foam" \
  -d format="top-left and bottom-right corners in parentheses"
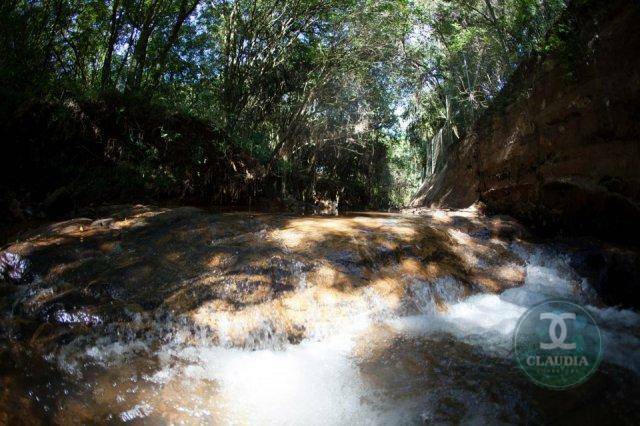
top-left (120, 402), bottom-right (153, 422)
top-left (157, 327), bottom-right (378, 425)
top-left (408, 276), bottom-right (466, 314)
top-left (389, 243), bottom-right (640, 371)
top-left (586, 305), bottom-right (640, 374)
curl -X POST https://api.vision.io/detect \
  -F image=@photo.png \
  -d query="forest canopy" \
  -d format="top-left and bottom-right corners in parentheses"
top-left (0, 0), bottom-right (566, 219)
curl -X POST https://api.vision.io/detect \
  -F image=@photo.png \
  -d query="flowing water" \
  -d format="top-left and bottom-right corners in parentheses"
top-left (0, 206), bottom-right (639, 424)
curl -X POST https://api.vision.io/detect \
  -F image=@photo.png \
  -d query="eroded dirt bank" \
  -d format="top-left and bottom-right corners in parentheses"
top-left (412, 0), bottom-right (640, 245)
top-left (0, 206), bottom-right (639, 423)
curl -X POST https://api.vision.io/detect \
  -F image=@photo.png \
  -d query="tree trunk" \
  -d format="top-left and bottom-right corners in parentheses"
top-left (126, 0), bottom-right (160, 91)
top-left (151, 0), bottom-right (200, 87)
top-left (101, 0), bottom-right (122, 89)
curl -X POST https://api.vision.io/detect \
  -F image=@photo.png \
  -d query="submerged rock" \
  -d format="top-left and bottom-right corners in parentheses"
top-left (568, 245), bottom-right (640, 309)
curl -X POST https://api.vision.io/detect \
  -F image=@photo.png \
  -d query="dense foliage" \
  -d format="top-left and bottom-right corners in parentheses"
top-left (403, 0), bottom-right (566, 177)
top-left (0, 0), bottom-right (566, 221)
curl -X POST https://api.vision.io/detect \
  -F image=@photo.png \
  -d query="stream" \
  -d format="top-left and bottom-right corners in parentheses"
top-left (0, 206), bottom-right (639, 424)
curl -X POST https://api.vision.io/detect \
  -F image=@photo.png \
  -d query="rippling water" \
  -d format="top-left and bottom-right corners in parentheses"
top-left (1, 208), bottom-right (639, 424)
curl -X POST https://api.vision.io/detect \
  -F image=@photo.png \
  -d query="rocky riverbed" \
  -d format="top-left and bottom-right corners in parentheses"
top-left (1, 205), bottom-right (639, 423)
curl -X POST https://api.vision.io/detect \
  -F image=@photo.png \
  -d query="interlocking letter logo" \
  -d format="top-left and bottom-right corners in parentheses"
top-left (515, 301), bottom-right (602, 388)
top-left (539, 312), bottom-right (576, 350)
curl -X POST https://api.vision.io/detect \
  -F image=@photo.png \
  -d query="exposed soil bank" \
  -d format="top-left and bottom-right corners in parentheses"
top-left (412, 0), bottom-right (640, 245)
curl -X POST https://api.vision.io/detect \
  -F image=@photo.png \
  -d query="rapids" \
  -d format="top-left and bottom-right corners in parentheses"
top-left (0, 205), bottom-right (639, 424)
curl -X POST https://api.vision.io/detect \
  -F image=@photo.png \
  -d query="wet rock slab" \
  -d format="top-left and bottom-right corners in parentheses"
top-left (0, 205), bottom-right (530, 350)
